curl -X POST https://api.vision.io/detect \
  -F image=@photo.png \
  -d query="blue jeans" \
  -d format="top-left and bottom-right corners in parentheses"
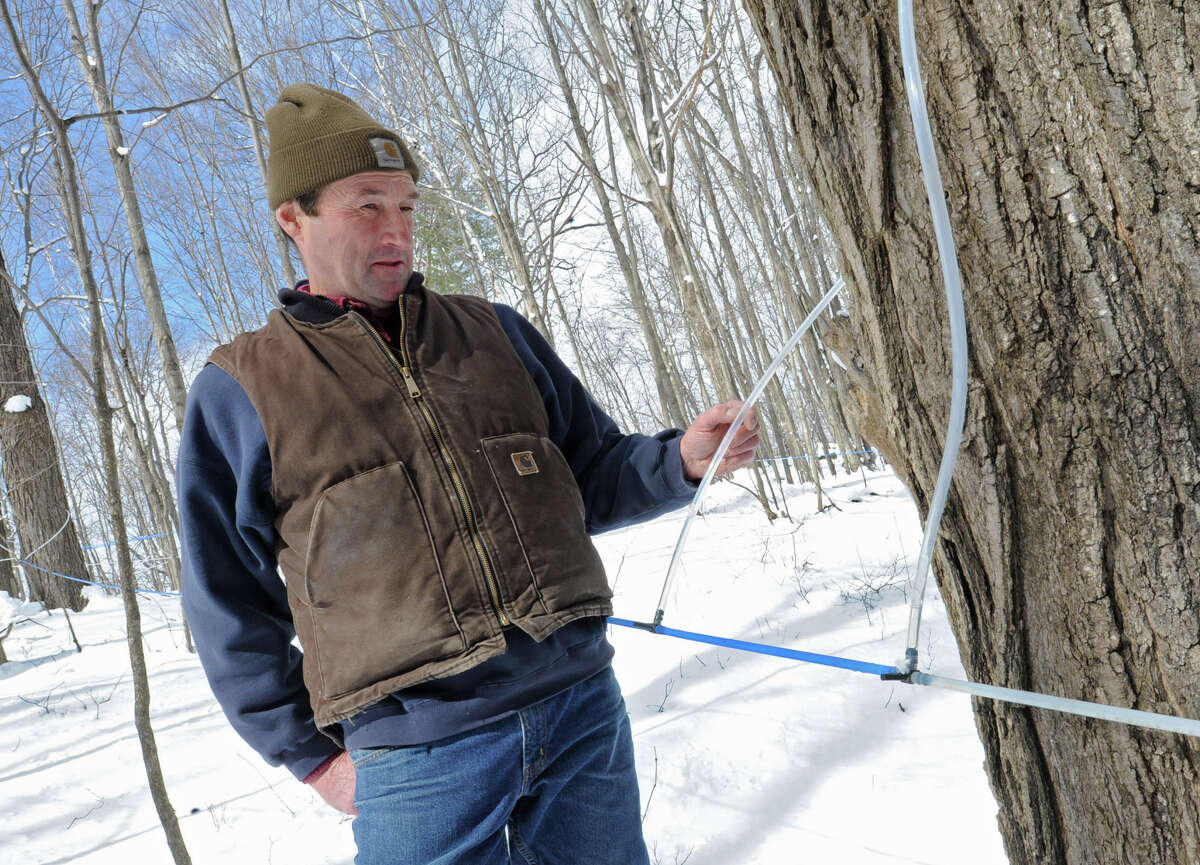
top-left (350, 667), bottom-right (651, 865)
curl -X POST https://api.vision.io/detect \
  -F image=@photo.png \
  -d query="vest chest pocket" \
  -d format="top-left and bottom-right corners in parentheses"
top-left (479, 433), bottom-right (610, 612)
top-left (302, 460), bottom-right (466, 700)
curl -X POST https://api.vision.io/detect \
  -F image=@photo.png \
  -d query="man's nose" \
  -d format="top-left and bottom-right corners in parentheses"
top-left (380, 209), bottom-right (413, 246)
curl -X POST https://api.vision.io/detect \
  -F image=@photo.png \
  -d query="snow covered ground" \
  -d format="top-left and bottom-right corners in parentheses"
top-left (0, 467), bottom-right (1005, 864)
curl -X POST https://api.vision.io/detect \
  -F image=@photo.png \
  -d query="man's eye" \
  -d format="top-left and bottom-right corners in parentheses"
top-left (362, 203), bottom-right (378, 211)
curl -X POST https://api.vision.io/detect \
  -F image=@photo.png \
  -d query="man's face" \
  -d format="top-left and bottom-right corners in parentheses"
top-left (276, 170), bottom-right (419, 312)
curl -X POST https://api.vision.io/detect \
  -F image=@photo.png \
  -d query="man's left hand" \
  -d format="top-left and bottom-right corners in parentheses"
top-left (307, 750), bottom-right (358, 815)
top-left (680, 400), bottom-right (760, 482)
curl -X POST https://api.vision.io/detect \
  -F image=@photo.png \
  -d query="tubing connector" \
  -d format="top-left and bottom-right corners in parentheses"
top-left (630, 612), bottom-right (664, 633)
top-left (880, 648), bottom-right (919, 682)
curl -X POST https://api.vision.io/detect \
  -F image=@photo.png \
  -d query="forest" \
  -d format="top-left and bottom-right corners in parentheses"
top-left (2, 0), bottom-right (1197, 863)
top-left (0, 0), bottom-right (863, 617)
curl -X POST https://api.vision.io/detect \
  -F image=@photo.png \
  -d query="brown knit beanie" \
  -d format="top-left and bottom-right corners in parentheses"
top-left (265, 83), bottom-right (420, 209)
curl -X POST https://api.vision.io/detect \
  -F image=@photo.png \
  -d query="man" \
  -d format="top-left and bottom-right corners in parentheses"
top-left (179, 84), bottom-right (759, 865)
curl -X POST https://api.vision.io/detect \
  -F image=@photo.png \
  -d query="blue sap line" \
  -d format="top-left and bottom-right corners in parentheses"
top-left (18, 557), bottom-right (182, 598)
top-left (608, 617), bottom-right (895, 676)
top-left (609, 617), bottom-right (1200, 737)
top-left (82, 531), bottom-right (173, 551)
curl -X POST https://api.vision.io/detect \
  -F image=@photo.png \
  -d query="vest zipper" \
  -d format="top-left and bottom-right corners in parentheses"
top-left (348, 308), bottom-right (511, 628)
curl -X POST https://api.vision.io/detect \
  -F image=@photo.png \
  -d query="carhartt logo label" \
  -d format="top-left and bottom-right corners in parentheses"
top-left (511, 451), bottom-right (539, 476)
top-left (370, 137), bottom-right (406, 170)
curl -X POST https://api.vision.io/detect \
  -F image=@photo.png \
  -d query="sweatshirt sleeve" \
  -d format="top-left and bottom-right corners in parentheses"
top-left (178, 364), bottom-right (340, 780)
top-left (493, 304), bottom-right (697, 533)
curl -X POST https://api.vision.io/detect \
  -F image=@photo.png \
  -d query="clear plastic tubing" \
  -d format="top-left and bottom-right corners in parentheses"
top-left (912, 673), bottom-right (1200, 738)
top-left (651, 279), bottom-right (845, 624)
top-left (897, 0), bottom-right (970, 672)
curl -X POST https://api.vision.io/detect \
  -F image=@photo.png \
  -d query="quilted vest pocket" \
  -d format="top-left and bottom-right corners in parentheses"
top-left (301, 461), bottom-right (467, 699)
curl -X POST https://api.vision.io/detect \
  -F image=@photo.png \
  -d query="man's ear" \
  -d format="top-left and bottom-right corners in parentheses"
top-left (275, 200), bottom-right (303, 243)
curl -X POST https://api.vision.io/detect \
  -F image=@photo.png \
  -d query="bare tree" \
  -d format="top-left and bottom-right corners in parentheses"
top-left (2, 2), bottom-right (193, 859)
top-left (58, 0), bottom-right (189, 431)
top-left (532, 0), bottom-right (688, 426)
top-left (217, 0), bottom-right (297, 290)
top-left (397, 0), bottom-right (558, 337)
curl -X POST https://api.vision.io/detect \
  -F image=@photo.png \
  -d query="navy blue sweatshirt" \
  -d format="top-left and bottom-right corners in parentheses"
top-left (179, 279), bottom-right (696, 780)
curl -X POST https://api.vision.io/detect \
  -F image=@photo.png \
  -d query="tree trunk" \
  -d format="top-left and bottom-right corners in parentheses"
top-left (61, 0), bottom-right (189, 431)
top-left (217, 0), bottom-right (297, 291)
top-left (105, 325), bottom-right (192, 649)
top-left (741, 1), bottom-right (1200, 863)
top-left (533, 0), bottom-right (687, 426)
top-left (91, 292), bottom-right (195, 865)
top-left (403, 0), bottom-right (555, 339)
top-left (0, 512), bottom-right (21, 599)
top-left (1, 4), bottom-right (193, 860)
top-left (0, 250), bottom-right (90, 612)
top-left (573, 0), bottom-right (737, 400)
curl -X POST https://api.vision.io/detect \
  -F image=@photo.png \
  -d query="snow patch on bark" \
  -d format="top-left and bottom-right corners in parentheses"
top-left (4, 395), bottom-right (33, 413)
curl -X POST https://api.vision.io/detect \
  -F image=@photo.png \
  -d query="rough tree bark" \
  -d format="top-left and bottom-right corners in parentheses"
top-left (0, 514), bottom-right (21, 599)
top-left (741, 1), bottom-right (1199, 863)
top-left (0, 250), bottom-right (91, 612)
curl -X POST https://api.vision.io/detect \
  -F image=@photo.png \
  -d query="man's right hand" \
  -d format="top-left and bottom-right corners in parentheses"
top-left (307, 750), bottom-right (358, 815)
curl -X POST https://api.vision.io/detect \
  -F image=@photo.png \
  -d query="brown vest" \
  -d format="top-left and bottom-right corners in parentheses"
top-left (209, 287), bottom-right (612, 733)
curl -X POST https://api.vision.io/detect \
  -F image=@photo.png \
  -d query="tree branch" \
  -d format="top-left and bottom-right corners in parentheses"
top-left (61, 24), bottom-right (431, 127)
